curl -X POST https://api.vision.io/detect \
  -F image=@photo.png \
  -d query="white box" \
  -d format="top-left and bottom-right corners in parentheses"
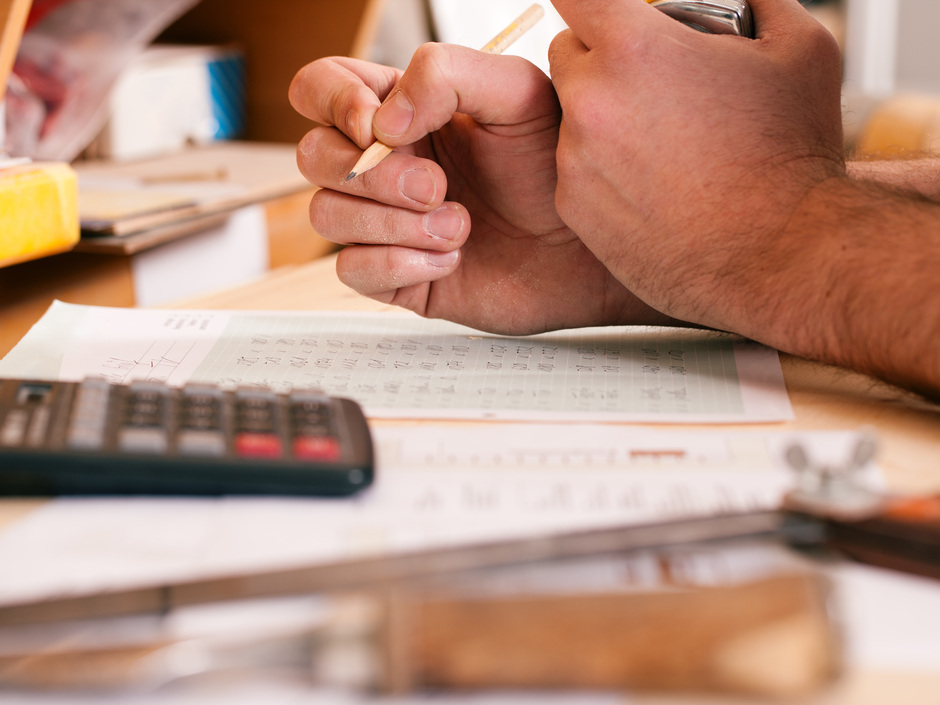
top-left (91, 44), bottom-right (246, 161)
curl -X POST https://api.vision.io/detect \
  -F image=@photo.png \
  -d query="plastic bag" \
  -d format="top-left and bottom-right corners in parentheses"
top-left (5, 0), bottom-right (200, 161)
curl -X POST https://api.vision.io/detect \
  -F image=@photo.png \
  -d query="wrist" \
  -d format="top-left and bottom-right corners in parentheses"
top-left (762, 175), bottom-right (940, 398)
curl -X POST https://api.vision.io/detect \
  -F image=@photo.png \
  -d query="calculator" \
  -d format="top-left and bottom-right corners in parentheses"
top-left (0, 377), bottom-right (374, 497)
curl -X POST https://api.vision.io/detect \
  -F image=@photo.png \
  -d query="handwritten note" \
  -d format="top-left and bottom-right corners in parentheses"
top-left (0, 301), bottom-right (791, 422)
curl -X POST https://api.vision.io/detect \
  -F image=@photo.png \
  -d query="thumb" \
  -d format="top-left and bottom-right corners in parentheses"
top-left (371, 43), bottom-right (555, 146)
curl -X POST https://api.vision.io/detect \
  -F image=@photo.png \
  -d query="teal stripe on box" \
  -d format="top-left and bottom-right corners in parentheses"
top-left (208, 54), bottom-right (246, 139)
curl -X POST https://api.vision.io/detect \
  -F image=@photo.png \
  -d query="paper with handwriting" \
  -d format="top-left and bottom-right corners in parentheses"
top-left (0, 301), bottom-right (791, 422)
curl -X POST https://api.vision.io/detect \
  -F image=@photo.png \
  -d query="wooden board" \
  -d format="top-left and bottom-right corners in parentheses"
top-left (0, 0), bottom-right (31, 100)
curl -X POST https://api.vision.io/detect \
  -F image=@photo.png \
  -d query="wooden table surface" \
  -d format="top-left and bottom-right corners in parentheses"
top-left (2, 253), bottom-right (939, 703)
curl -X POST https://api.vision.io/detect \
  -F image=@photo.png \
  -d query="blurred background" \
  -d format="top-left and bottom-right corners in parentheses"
top-left (6, 0), bottom-right (940, 166)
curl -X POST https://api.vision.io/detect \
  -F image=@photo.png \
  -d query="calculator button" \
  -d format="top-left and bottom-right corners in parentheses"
top-left (116, 382), bottom-right (170, 454)
top-left (124, 384), bottom-right (168, 427)
top-left (25, 406), bottom-right (51, 447)
top-left (67, 379), bottom-right (111, 450)
top-left (180, 386), bottom-right (224, 431)
top-left (16, 382), bottom-right (53, 405)
top-left (235, 432), bottom-right (283, 458)
top-left (292, 436), bottom-right (341, 462)
top-left (119, 427), bottom-right (169, 455)
top-left (289, 392), bottom-right (333, 437)
top-left (289, 389), bottom-right (330, 407)
top-left (177, 429), bottom-right (226, 457)
top-left (235, 389), bottom-right (278, 433)
top-left (67, 428), bottom-right (104, 451)
top-left (182, 402), bottom-right (219, 425)
top-left (0, 409), bottom-right (28, 447)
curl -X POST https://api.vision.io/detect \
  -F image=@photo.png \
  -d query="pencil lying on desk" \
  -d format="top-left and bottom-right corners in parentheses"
top-left (345, 3), bottom-right (545, 181)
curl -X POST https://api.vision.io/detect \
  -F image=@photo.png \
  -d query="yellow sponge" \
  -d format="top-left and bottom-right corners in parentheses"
top-left (0, 161), bottom-right (80, 268)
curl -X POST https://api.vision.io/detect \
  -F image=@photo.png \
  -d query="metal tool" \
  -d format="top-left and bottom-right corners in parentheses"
top-left (652, 0), bottom-right (755, 38)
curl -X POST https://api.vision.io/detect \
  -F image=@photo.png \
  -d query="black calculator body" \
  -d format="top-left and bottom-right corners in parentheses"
top-left (0, 377), bottom-right (374, 497)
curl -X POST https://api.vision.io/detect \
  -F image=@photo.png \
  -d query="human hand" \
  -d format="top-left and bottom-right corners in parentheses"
top-left (289, 45), bottom-right (677, 335)
top-left (548, 0), bottom-right (845, 339)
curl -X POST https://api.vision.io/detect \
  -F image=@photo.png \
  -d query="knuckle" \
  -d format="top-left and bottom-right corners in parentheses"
top-left (334, 249), bottom-right (363, 290)
top-left (296, 127), bottom-right (332, 179)
top-left (807, 24), bottom-right (842, 69)
top-left (334, 83), bottom-right (378, 129)
top-left (288, 59), bottom-right (322, 99)
top-left (547, 29), bottom-right (570, 59)
top-left (288, 57), bottom-right (337, 114)
top-left (307, 189), bottom-right (335, 238)
top-left (403, 42), bottom-right (454, 95)
top-left (297, 126), bottom-right (323, 155)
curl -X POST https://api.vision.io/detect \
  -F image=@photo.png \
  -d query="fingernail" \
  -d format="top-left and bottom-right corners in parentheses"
top-left (425, 206), bottom-right (464, 240)
top-left (345, 108), bottom-right (361, 145)
top-left (400, 168), bottom-right (436, 205)
top-left (426, 250), bottom-right (459, 268)
top-left (375, 90), bottom-right (415, 138)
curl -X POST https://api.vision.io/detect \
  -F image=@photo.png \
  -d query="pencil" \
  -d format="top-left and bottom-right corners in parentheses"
top-left (345, 3), bottom-right (546, 181)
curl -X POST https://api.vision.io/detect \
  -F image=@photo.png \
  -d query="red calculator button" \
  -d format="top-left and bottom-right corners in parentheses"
top-left (293, 436), bottom-right (341, 462)
top-left (235, 432), bottom-right (283, 458)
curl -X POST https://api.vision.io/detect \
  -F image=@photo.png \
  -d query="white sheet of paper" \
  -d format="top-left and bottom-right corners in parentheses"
top-left (0, 301), bottom-right (792, 422)
top-left (0, 427), bottom-right (875, 608)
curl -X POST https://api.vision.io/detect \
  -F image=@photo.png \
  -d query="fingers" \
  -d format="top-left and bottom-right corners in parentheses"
top-left (291, 51), bottom-right (482, 310)
top-left (310, 190), bottom-right (469, 251)
top-left (747, 0), bottom-right (842, 77)
top-left (371, 43), bottom-right (557, 147)
top-left (297, 125), bottom-right (448, 210)
top-left (300, 124), bottom-right (469, 254)
top-left (289, 57), bottom-right (401, 148)
top-left (335, 245), bottom-right (460, 305)
top-left (547, 28), bottom-right (588, 89)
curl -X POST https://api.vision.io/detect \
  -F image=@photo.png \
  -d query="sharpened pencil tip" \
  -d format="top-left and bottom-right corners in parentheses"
top-left (345, 172), bottom-right (357, 181)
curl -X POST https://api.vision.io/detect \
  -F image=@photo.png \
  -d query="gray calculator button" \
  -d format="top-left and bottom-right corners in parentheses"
top-left (75, 378), bottom-right (110, 404)
top-left (177, 429), bottom-right (226, 457)
top-left (235, 388), bottom-right (278, 433)
top-left (26, 406), bottom-right (51, 447)
top-left (181, 385), bottom-right (223, 432)
top-left (15, 382), bottom-right (53, 405)
top-left (0, 410), bottom-right (28, 447)
top-left (119, 427), bottom-right (168, 454)
top-left (289, 389), bottom-right (330, 404)
top-left (67, 379), bottom-right (111, 450)
top-left (67, 426), bottom-right (106, 451)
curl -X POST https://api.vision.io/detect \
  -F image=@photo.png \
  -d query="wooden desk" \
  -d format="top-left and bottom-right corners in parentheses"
top-left (177, 254), bottom-right (940, 491)
top-left (1, 253), bottom-right (939, 703)
top-left (0, 190), bottom-right (337, 359)
top-left (161, 255), bottom-right (940, 704)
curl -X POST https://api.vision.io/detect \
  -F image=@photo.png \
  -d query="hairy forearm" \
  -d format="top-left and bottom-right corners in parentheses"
top-left (758, 175), bottom-right (940, 399)
top-left (847, 158), bottom-right (940, 202)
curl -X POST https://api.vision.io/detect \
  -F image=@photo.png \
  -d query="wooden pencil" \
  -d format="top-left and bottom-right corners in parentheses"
top-left (345, 3), bottom-right (546, 181)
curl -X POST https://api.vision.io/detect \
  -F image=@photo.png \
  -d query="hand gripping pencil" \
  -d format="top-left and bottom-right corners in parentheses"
top-left (345, 4), bottom-right (545, 181)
